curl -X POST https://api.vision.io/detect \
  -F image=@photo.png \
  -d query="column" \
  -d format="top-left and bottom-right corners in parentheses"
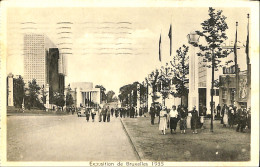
top-left (137, 83), bottom-right (140, 117)
top-left (187, 43), bottom-right (199, 128)
top-left (7, 74), bottom-right (14, 106)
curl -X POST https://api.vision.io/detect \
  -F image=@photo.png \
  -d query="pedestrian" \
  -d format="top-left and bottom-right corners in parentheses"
top-left (150, 104), bottom-right (156, 125)
top-left (107, 106), bottom-right (111, 122)
top-left (103, 106), bottom-right (107, 122)
top-left (98, 106), bottom-right (102, 122)
top-left (159, 106), bottom-right (167, 135)
top-left (169, 105), bottom-right (179, 134)
top-left (120, 108), bottom-right (123, 118)
top-left (247, 107), bottom-right (251, 130)
top-left (111, 108), bottom-right (114, 117)
top-left (85, 107), bottom-right (90, 122)
top-left (228, 106), bottom-right (235, 128)
top-left (216, 104), bottom-right (221, 119)
top-left (189, 106), bottom-right (199, 134)
top-left (236, 107), bottom-right (246, 132)
top-left (115, 107), bottom-right (119, 118)
top-left (91, 107), bottom-right (96, 122)
top-left (223, 105), bottom-right (229, 127)
top-left (221, 104), bottom-right (227, 124)
top-left (179, 106), bottom-right (188, 134)
top-left (199, 106), bottom-right (205, 129)
top-left (139, 107), bottom-right (142, 117)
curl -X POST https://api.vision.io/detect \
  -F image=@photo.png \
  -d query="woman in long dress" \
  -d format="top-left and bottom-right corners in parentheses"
top-left (223, 106), bottom-right (229, 127)
top-left (159, 106), bottom-right (168, 135)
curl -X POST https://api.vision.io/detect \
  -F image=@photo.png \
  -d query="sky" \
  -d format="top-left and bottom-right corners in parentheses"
top-left (6, 7), bottom-right (251, 95)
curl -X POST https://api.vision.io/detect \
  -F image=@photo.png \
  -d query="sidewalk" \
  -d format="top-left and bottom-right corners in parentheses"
top-left (121, 116), bottom-right (250, 161)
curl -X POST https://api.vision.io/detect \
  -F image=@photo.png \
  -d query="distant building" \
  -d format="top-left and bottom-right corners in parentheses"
top-left (68, 82), bottom-right (101, 108)
top-left (219, 70), bottom-right (249, 108)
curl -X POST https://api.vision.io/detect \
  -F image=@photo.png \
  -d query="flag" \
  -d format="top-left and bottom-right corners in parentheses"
top-left (159, 34), bottom-right (161, 62)
top-left (168, 24), bottom-right (172, 56)
top-left (245, 15), bottom-right (250, 65)
top-left (234, 23), bottom-right (238, 68)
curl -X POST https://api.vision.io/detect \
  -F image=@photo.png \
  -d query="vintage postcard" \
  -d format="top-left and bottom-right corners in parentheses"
top-left (0, 0), bottom-right (259, 166)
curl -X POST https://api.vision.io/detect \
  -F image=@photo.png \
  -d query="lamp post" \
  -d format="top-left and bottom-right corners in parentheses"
top-left (187, 31), bottom-right (200, 129)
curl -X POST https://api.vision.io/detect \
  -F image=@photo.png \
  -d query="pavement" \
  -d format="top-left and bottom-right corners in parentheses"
top-left (7, 114), bottom-right (139, 161)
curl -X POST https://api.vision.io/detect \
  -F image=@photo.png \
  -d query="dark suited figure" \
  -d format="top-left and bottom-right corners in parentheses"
top-left (189, 106), bottom-right (199, 134)
top-left (103, 107), bottom-right (107, 122)
top-left (216, 104), bottom-right (221, 119)
top-left (107, 106), bottom-right (111, 122)
top-left (111, 108), bottom-right (114, 117)
top-left (150, 105), bottom-right (156, 125)
top-left (86, 108), bottom-right (90, 122)
top-left (236, 107), bottom-right (246, 132)
top-left (115, 108), bottom-right (119, 118)
top-left (247, 107), bottom-right (251, 130)
top-left (120, 108), bottom-right (123, 118)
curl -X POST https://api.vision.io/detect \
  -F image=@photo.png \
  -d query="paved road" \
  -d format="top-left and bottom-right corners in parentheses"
top-left (7, 114), bottom-right (139, 161)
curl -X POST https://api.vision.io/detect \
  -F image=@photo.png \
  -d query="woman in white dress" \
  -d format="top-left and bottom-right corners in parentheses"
top-left (223, 106), bottom-right (229, 127)
top-left (159, 106), bottom-right (168, 135)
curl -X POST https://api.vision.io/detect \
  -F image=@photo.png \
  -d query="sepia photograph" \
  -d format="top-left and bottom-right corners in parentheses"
top-left (0, 0), bottom-right (259, 166)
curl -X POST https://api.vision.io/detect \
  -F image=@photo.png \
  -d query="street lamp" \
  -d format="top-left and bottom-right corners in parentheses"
top-left (187, 32), bottom-right (200, 44)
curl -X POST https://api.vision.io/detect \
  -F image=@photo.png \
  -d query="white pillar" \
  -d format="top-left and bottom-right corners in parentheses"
top-left (187, 44), bottom-right (199, 128)
top-left (76, 88), bottom-right (81, 107)
top-left (45, 84), bottom-right (49, 110)
top-left (137, 83), bottom-right (141, 117)
top-left (7, 74), bottom-right (14, 106)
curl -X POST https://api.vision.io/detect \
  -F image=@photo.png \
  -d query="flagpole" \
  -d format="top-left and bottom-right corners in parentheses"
top-left (234, 22), bottom-right (239, 107)
top-left (246, 14), bottom-right (251, 109)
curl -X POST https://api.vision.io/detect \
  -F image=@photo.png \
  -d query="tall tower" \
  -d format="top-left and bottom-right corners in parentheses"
top-left (23, 33), bottom-right (56, 87)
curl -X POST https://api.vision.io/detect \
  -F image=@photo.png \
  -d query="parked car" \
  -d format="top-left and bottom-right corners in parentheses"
top-left (77, 107), bottom-right (86, 117)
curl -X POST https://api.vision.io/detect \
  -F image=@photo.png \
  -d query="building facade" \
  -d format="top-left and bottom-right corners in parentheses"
top-left (23, 33), bottom-right (66, 107)
top-left (69, 82), bottom-right (101, 108)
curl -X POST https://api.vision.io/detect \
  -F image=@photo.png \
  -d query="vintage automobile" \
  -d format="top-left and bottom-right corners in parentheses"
top-left (77, 107), bottom-right (86, 117)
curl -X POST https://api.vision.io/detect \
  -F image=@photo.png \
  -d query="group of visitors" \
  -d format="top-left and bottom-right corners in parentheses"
top-left (150, 102), bottom-right (251, 135)
top-left (152, 104), bottom-right (201, 135)
top-left (220, 104), bottom-right (251, 132)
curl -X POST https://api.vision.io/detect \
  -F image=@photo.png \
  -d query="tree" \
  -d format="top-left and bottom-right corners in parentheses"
top-left (95, 85), bottom-right (107, 102)
top-left (145, 69), bottom-right (160, 103)
top-left (158, 63), bottom-right (173, 106)
top-left (26, 79), bottom-right (41, 109)
top-left (106, 90), bottom-right (116, 103)
top-left (194, 7), bottom-right (232, 132)
top-left (13, 76), bottom-right (25, 108)
top-left (174, 45), bottom-right (189, 105)
top-left (118, 82), bottom-right (138, 107)
top-left (53, 92), bottom-right (65, 109)
top-left (66, 93), bottom-right (74, 106)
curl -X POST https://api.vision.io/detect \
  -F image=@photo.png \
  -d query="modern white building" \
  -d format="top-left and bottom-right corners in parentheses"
top-left (69, 82), bottom-right (101, 108)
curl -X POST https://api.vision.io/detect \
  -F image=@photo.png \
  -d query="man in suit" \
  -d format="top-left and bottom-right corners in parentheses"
top-left (150, 104), bottom-right (156, 125)
top-left (103, 106), bottom-right (107, 122)
top-left (236, 107), bottom-right (246, 132)
top-left (107, 106), bottom-right (111, 122)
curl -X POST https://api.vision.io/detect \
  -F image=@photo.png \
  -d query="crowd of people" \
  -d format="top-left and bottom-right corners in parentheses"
top-left (75, 102), bottom-right (251, 134)
top-left (80, 105), bottom-right (148, 122)
top-left (218, 104), bottom-right (251, 132)
top-left (149, 103), bottom-right (251, 135)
